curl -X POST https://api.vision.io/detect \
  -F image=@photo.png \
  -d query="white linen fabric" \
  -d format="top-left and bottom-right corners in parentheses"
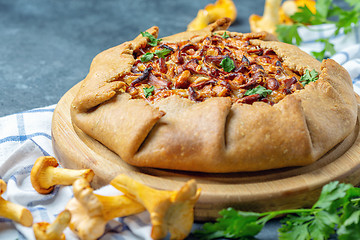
top-left (1, 24), bottom-right (360, 240)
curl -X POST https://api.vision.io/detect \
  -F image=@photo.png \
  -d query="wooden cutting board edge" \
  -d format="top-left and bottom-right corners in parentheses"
top-left (52, 82), bottom-right (360, 221)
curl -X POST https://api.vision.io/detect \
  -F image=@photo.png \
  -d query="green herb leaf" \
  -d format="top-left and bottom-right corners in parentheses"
top-left (309, 211), bottom-right (338, 239)
top-left (276, 0), bottom-right (360, 59)
top-left (193, 208), bottom-right (264, 239)
top-left (345, 0), bottom-right (360, 11)
top-left (311, 39), bottom-right (336, 60)
top-left (221, 31), bottom-right (230, 39)
top-left (245, 86), bottom-right (272, 98)
top-left (143, 86), bottom-right (155, 98)
top-left (154, 48), bottom-right (171, 59)
top-left (194, 181), bottom-right (360, 240)
top-left (299, 69), bottom-right (319, 85)
top-left (336, 9), bottom-right (360, 35)
top-left (141, 31), bottom-right (162, 46)
top-left (276, 24), bottom-right (302, 45)
top-left (313, 181), bottom-right (352, 211)
top-left (291, 5), bottom-right (323, 25)
top-left (338, 211), bottom-right (360, 240)
top-left (219, 56), bottom-right (235, 72)
top-left (140, 52), bottom-right (154, 62)
top-left (279, 221), bottom-right (311, 240)
top-left (316, 0), bottom-right (332, 19)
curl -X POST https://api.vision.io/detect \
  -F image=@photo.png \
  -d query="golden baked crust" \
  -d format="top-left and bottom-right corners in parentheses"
top-left (71, 18), bottom-right (357, 172)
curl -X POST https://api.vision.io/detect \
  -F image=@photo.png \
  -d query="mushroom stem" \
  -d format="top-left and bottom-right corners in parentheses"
top-left (0, 180), bottom-right (33, 227)
top-left (46, 210), bottom-right (71, 237)
top-left (41, 167), bottom-right (94, 189)
top-left (262, 0), bottom-right (281, 23)
top-left (0, 198), bottom-right (33, 227)
top-left (72, 178), bottom-right (103, 218)
top-left (31, 156), bottom-right (94, 194)
top-left (94, 194), bottom-right (145, 221)
top-left (249, 0), bottom-right (282, 35)
top-left (110, 174), bottom-right (201, 240)
top-left (33, 210), bottom-right (71, 240)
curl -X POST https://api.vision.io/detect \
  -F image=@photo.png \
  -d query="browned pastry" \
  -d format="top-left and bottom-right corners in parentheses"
top-left (71, 18), bottom-right (357, 173)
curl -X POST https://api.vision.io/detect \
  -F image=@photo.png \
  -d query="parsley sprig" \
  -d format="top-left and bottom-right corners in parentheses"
top-left (193, 181), bottom-right (360, 240)
top-left (300, 69), bottom-right (319, 85)
top-left (219, 56), bottom-right (235, 72)
top-left (140, 48), bottom-right (172, 62)
top-left (245, 85), bottom-right (272, 98)
top-left (221, 31), bottom-right (230, 39)
top-left (276, 0), bottom-right (360, 59)
top-left (141, 31), bottom-right (162, 46)
top-left (143, 86), bottom-right (155, 98)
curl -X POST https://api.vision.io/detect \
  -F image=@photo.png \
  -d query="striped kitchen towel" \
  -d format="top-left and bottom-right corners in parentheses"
top-left (1, 25), bottom-right (360, 240)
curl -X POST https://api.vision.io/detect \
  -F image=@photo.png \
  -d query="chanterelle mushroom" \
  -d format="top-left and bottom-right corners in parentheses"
top-left (66, 178), bottom-right (145, 240)
top-left (187, 0), bottom-right (237, 31)
top-left (0, 179), bottom-right (33, 227)
top-left (94, 194), bottom-right (145, 221)
top-left (66, 178), bottom-right (106, 240)
top-left (249, 0), bottom-right (282, 35)
top-left (31, 156), bottom-right (94, 194)
top-left (111, 174), bottom-right (201, 240)
top-left (33, 209), bottom-right (71, 240)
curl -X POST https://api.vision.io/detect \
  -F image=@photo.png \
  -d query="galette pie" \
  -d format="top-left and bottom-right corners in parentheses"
top-left (71, 18), bottom-right (357, 173)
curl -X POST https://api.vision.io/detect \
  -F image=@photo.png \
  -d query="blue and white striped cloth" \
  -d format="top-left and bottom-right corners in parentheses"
top-left (1, 23), bottom-right (360, 240)
top-left (0, 106), bottom-right (155, 239)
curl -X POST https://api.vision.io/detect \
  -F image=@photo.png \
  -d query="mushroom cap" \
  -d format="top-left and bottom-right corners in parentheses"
top-left (31, 156), bottom-right (59, 194)
top-left (0, 179), bottom-right (6, 195)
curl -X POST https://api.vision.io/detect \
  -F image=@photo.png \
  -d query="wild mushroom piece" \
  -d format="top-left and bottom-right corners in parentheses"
top-left (94, 194), bottom-right (145, 221)
top-left (0, 179), bottom-right (33, 227)
top-left (187, 0), bottom-right (237, 31)
top-left (249, 0), bottom-right (282, 35)
top-left (33, 210), bottom-right (71, 240)
top-left (110, 174), bottom-right (201, 240)
top-left (66, 178), bottom-right (106, 240)
top-left (66, 178), bottom-right (145, 240)
top-left (31, 156), bottom-right (94, 194)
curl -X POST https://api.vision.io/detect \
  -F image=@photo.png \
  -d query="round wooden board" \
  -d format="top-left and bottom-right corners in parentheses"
top-left (52, 82), bottom-right (360, 221)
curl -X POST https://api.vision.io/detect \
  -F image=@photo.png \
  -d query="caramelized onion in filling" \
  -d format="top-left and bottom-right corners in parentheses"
top-left (122, 34), bottom-right (303, 105)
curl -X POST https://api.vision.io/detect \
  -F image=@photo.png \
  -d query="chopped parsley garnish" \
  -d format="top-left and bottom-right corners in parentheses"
top-left (193, 181), bottom-right (360, 240)
top-left (154, 48), bottom-right (171, 59)
top-left (140, 52), bottom-right (154, 62)
top-left (219, 56), bottom-right (235, 72)
top-left (245, 85), bottom-right (272, 98)
top-left (143, 86), bottom-right (155, 98)
top-left (221, 31), bottom-right (230, 39)
top-left (300, 69), bottom-right (319, 85)
top-left (141, 31), bottom-right (162, 46)
top-left (140, 48), bottom-right (172, 62)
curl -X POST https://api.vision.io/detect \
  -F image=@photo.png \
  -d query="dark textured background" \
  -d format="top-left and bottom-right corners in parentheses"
top-left (0, 0), bottom-right (263, 117)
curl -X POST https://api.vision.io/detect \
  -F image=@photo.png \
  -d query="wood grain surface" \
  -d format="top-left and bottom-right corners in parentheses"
top-left (52, 82), bottom-right (360, 221)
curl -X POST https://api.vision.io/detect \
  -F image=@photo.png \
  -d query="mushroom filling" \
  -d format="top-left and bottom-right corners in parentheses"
top-left (123, 34), bottom-right (304, 105)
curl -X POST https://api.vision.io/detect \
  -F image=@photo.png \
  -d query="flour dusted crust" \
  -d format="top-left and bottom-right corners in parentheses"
top-left (71, 18), bottom-right (357, 172)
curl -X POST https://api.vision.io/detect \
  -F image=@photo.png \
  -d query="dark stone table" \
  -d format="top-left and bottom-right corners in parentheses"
top-left (0, 0), bottom-right (263, 117)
